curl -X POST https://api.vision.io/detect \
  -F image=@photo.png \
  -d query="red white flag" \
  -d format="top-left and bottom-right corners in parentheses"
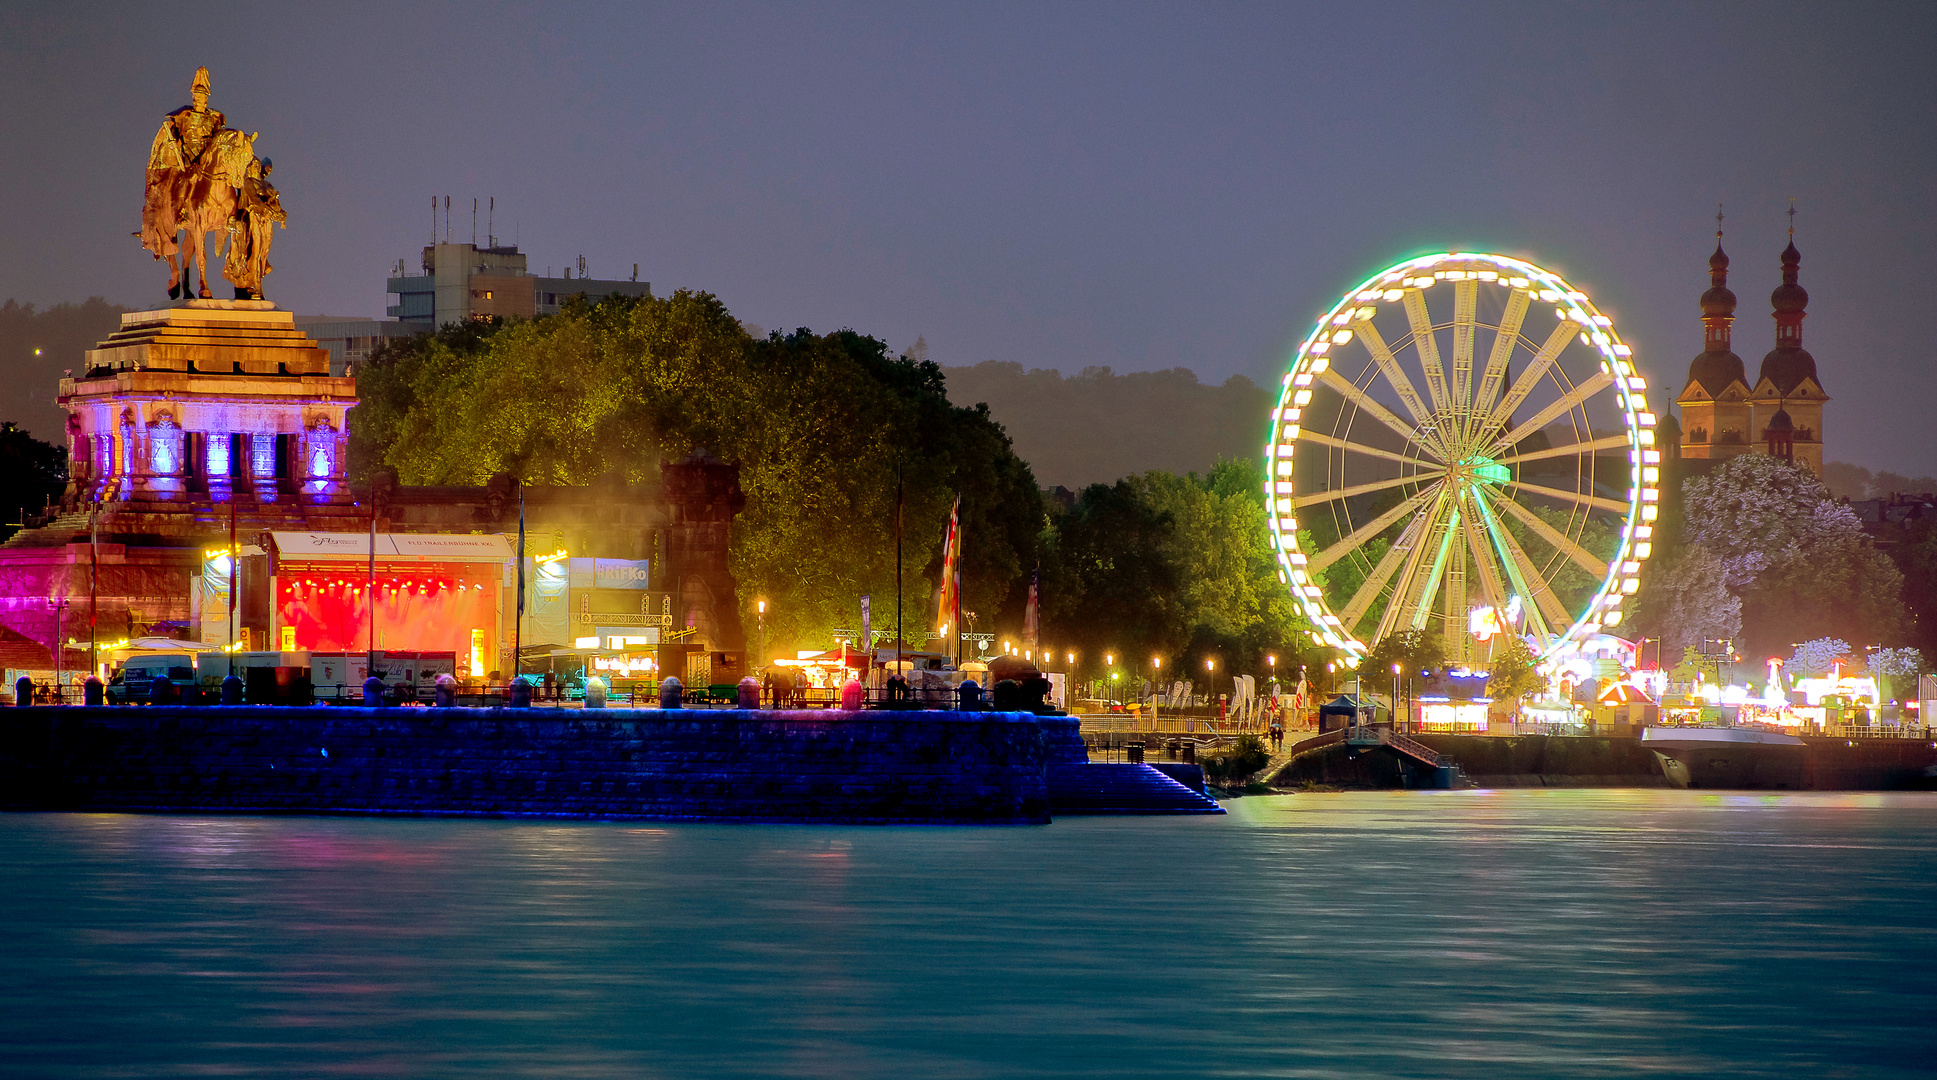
top-left (936, 496), bottom-right (961, 640)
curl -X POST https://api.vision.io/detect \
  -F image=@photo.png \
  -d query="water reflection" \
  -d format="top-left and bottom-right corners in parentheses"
top-left (1, 790), bottom-right (1932, 1078)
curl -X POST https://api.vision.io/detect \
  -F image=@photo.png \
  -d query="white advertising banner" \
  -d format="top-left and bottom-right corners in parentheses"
top-left (271, 532), bottom-right (514, 562)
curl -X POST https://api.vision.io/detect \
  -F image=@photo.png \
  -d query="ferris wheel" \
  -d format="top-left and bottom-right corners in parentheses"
top-left (1265, 252), bottom-right (1660, 668)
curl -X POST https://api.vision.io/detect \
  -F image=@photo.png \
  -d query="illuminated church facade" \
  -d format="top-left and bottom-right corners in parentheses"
top-left (1675, 223), bottom-right (1828, 477)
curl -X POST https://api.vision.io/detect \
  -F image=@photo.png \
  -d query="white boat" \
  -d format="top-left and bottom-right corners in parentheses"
top-left (1641, 726), bottom-right (1806, 789)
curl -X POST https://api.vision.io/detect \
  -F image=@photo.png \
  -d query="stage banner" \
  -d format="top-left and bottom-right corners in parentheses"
top-left (595, 558), bottom-right (651, 590)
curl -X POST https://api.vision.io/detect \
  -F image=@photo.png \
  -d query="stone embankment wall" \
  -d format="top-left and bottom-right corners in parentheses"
top-left (1272, 735), bottom-right (1669, 789)
top-left (0, 707), bottom-right (1082, 825)
top-left (1798, 736), bottom-right (1937, 790)
top-left (1272, 732), bottom-right (1937, 791)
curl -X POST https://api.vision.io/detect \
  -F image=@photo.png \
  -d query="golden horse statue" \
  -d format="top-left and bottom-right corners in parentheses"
top-left (139, 68), bottom-right (269, 300)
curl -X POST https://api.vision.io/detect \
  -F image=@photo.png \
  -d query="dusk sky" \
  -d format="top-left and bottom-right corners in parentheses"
top-left (4, 2), bottom-right (1932, 473)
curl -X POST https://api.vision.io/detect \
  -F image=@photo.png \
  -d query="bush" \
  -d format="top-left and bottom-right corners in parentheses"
top-left (1204, 733), bottom-right (1271, 784)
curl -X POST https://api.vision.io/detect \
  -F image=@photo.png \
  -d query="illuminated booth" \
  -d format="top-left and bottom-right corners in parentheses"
top-left (264, 532), bottom-right (511, 677)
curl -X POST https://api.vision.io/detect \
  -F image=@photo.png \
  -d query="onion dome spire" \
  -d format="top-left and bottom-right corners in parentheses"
top-left (1687, 205), bottom-right (1745, 395)
top-left (1759, 202), bottom-right (1817, 395)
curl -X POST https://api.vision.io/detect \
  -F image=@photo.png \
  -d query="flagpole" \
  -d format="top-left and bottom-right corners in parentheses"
top-left (894, 470), bottom-right (902, 678)
top-left (513, 484), bottom-right (525, 684)
top-left (228, 486), bottom-right (238, 680)
top-left (88, 495), bottom-right (98, 680)
top-left (365, 486), bottom-right (375, 673)
top-left (954, 506), bottom-right (964, 669)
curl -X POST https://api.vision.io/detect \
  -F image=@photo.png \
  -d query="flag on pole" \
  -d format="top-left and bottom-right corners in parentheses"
top-left (936, 495), bottom-right (961, 641)
top-left (1022, 562), bottom-right (1040, 650)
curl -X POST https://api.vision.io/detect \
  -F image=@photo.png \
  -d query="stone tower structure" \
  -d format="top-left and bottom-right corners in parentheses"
top-left (1747, 228), bottom-right (1827, 477)
top-left (1676, 229), bottom-right (1754, 466)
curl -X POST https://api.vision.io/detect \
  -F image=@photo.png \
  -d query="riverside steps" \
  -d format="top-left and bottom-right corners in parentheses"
top-left (0, 707), bottom-right (1221, 824)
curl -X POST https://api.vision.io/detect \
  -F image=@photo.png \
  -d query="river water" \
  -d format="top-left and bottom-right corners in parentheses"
top-left (1, 790), bottom-right (1931, 1078)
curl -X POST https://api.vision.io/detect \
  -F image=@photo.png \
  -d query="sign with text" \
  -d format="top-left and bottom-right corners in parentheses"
top-left (594, 558), bottom-right (651, 590)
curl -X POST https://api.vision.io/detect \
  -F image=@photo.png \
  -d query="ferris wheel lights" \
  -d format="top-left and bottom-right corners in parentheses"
top-left (1332, 330), bottom-right (1353, 344)
top-left (1539, 289), bottom-right (1560, 301)
top-left (1309, 357), bottom-right (1330, 373)
top-left (1509, 277), bottom-right (1530, 287)
top-left (1641, 506), bottom-right (1659, 522)
top-left (1309, 342), bottom-right (1330, 355)
top-left (1332, 312), bottom-right (1353, 326)
top-left (1643, 450), bottom-right (1660, 464)
top-left (1634, 543), bottom-right (1652, 558)
top-left (1476, 270), bottom-right (1498, 281)
top-left (1293, 390), bottom-right (1312, 406)
top-left (1383, 289), bottom-right (1403, 301)
top-left (1354, 307), bottom-right (1375, 320)
top-left (1637, 412), bottom-right (1656, 426)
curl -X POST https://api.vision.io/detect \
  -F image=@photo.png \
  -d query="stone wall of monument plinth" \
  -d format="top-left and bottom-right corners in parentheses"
top-left (0, 707), bottom-right (1086, 825)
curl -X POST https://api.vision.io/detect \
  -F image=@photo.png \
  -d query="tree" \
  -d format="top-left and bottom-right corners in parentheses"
top-left (0, 297), bottom-right (130, 445)
top-left (1364, 629), bottom-right (1446, 680)
top-left (1628, 544), bottom-right (1741, 657)
top-left (1867, 647), bottom-right (1926, 704)
top-left (1484, 635), bottom-right (1548, 702)
top-left (1038, 478), bottom-right (1185, 668)
top-left (0, 422), bottom-right (66, 532)
top-left (350, 293), bottom-right (1044, 656)
top-left (1787, 637), bottom-right (1851, 679)
top-left (1681, 455), bottom-right (1910, 657)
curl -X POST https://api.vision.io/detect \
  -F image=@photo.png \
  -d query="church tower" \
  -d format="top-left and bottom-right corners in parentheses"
top-left (1748, 214), bottom-right (1827, 477)
top-left (1677, 216), bottom-right (1754, 466)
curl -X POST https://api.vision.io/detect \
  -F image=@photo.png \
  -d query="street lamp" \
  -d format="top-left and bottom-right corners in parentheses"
top-left (1392, 662), bottom-right (1402, 733)
top-left (49, 598), bottom-right (69, 701)
top-left (1152, 656), bottom-right (1163, 728)
top-left (755, 599), bottom-right (767, 672)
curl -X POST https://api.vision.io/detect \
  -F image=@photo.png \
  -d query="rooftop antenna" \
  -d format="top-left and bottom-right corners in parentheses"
top-left (631, 263), bottom-right (638, 282)
top-left (444, 196), bottom-right (451, 243)
top-left (471, 198), bottom-right (477, 247)
top-left (488, 197), bottom-right (495, 248)
top-left (577, 254), bottom-right (587, 279)
top-left (431, 195), bottom-right (436, 246)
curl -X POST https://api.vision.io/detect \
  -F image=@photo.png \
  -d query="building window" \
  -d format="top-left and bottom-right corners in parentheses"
top-left (207, 432), bottom-right (230, 477)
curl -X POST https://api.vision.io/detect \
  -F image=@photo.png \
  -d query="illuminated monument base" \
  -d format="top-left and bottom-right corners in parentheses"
top-left (0, 302), bottom-right (360, 668)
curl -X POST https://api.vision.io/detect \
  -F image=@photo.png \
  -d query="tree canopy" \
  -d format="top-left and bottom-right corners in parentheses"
top-left (349, 292), bottom-right (1045, 655)
top-left (1036, 458), bottom-right (1311, 678)
top-left (1668, 455), bottom-right (1909, 659)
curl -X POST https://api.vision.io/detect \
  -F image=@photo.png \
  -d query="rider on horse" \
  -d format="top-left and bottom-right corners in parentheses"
top-left (141, 67), bottom-right (225, 267)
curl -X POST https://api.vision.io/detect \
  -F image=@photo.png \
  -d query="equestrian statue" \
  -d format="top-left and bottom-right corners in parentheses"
top-left (139, 67), bottom-right (285, 301)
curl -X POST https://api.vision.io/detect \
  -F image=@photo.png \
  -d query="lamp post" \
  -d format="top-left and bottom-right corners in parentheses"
top-left (1392, 662), bottom-right (1402, 733)
top-left (1105, 652), bottom-right (1114, 705)
top-left (756, 599), bottom-right (767, 697)
top-left (49, 597), bottom-right (69, 701)
top-left (1151, 655), bottom-right (1162, 729)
